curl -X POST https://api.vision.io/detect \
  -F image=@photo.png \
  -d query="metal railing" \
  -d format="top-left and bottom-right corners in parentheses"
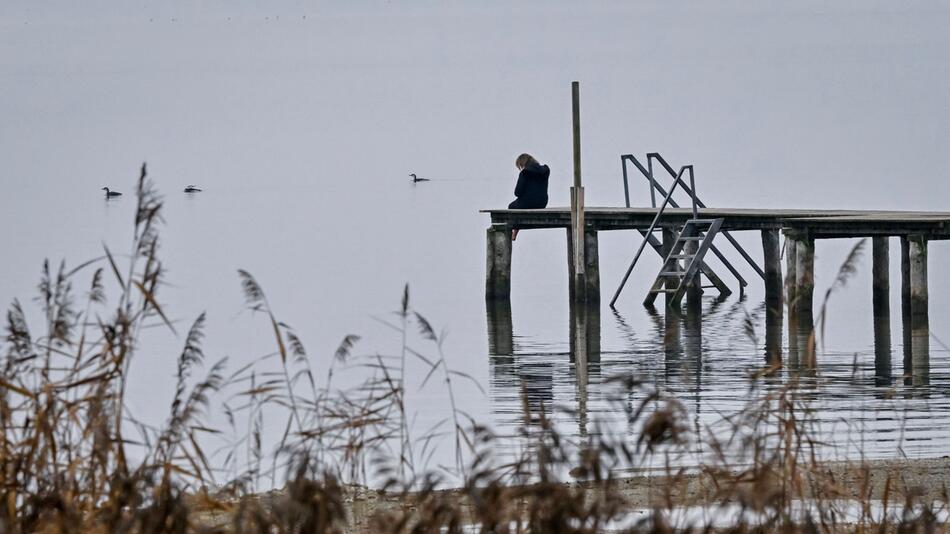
top-left (621, 153), bottom-right (764, 284)
top-left (609, 165), bottom-right (694, 307)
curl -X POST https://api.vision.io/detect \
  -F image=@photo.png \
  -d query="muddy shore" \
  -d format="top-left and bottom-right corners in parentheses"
top-left (190, 457), bottom-right (949, 531)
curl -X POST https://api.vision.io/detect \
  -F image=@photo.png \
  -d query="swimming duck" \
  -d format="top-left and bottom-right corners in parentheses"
top-left (184, 185), bottom-right (203, 193)
top-left (410, 173), bottom-right (430, 183)
top-left (102, 187), bottom-right (122, 198)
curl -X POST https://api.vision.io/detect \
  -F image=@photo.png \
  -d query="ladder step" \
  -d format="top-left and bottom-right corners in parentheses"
top-left (685, 219), bottom-right (717, 225)
top-left (678, 236), bottom-right (702, 241)
top-left (658, 271), bottom-right (684, 277)
top-left (669, 254), bottom-right (694, 259)
top-left (649, 288), bottom-right (680, 294)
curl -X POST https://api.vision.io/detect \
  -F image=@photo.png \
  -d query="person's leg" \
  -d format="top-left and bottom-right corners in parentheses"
top-left (508, 199), bottom-right (524, 242)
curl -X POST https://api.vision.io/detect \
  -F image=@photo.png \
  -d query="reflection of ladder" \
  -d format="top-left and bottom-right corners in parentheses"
top-left (644, 218), bottom-right (724, 307)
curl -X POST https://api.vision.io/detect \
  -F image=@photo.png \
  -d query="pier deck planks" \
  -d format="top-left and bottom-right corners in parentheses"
top-left (481, 207), bottom-right (950, 238)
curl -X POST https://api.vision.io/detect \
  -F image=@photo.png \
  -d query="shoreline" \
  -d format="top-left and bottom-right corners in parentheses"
top-left (191, 456), bottom-right (950, 531)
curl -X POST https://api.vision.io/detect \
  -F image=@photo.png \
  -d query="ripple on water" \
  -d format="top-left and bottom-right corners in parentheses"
top-left (486, 297), bottom-right (950, 467)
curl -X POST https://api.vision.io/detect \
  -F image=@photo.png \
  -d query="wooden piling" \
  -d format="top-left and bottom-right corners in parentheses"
top-left (872, 236), bottom-right (890, 319)
top-left (485, 226), bottom-right (512, 300)
top-left (908, 236), bottom-right (928, 322)
top-left (794, 236), bottom-right (815, 324)
top-left (761, 229), bottom-right (783, 314)
top-left (567, 228), bottom-right (600, 302)
top-left (900, 236), bottom-right (912, 381)
top-left (761, 230), bottom-right (783, 365)
top-left (908, 235), bottom-right (929, 383)
top-left (785, 234), bottom-right (799, 366)
top-left (871, 236), bottom-right (892, 382)
top-left (793, 235), bottom-right (816, 366)
top-left (785, 233), bottom-right (798, 316)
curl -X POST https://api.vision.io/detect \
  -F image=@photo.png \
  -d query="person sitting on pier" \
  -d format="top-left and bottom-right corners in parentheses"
top-left (508, 153), bottom-right (549, 241)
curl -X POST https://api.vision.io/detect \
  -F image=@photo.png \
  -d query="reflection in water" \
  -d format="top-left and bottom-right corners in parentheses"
top-left (910, 326), bottom-right (930, 387)
top-left (764, 303), bottom-right (783, 366)
top-left (569, 303), bottom-right (600, 437)
top-left (486, 300), bottom-right (513, 357)
top-left (486, 293), bottom-right (947, 463)
top-left (486, 299), bottom-right (553, 424)
top-left (486, 299), bottom-right (602, 432)
top-left (873, 316), bottom-right (892, 387)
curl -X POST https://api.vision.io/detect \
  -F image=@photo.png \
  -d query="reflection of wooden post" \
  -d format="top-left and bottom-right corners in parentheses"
top-left (486, 299), bottom-right (514, 357)
top-left (570, 81), bottom-right (587, 303)
top-left (485, 226), bottom-right (512, 299)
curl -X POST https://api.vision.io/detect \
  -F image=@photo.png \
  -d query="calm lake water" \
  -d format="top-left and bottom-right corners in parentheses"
top-left (2, 1), bottom-right (949, 475)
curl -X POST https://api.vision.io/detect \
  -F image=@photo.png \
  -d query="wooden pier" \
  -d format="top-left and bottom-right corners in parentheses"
top-left (484, 206), bottom-right (950, 365)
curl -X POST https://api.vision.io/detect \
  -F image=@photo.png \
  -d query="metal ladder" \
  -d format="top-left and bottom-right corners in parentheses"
top-left (644, 218), bottom-right (724, 308)
top-left (620, 152), bottom-right (765, 291)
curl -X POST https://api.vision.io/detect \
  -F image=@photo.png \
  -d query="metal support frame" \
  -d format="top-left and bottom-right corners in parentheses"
top-left (620, 153), bottom-right (765, 285)
top-left (610, 166), bottom-right (690, 306)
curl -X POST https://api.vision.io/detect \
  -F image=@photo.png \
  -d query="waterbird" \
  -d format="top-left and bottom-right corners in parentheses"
top-left (184, 185), bottom-right (203, 193)
top-left (410, 173), bottom-right (430, 183)
top-left (102, 187), bottom-right (122, 198)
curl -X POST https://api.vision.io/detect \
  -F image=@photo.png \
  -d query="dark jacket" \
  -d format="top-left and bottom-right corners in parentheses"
top-left (509, 163), bottom-right (549, 209)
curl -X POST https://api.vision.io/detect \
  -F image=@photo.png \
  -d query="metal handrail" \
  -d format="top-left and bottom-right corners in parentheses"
top-left (609, 166), bottom-right (690, 307)
top-left (647, 153), bottom-right (765, 280)
top-left (620, 153), bottom-right (764, 281)
top-left (621, 154), bottom-right (748, 289)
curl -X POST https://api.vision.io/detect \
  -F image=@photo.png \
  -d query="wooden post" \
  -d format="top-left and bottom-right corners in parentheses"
top-left (872, 237), bottom-right (890, 319)
top-left (569, 81), bottom-right (587, 303)
top-left (569, 228), bottom-right (601, 303)
top-left (900, 236), bottom-right (912, 382)
top-left (761, 229), bottom-right (783, 315)
top-left (762, 229), bottom-right (783, 365)
top-left (871, 236), bottom-right (892, 384)
top-left (793, 235), bottom-right (815, 366)
top-left (584, 230), bottom-right (600, 303)
top-left (908, 235), bottom-right (929, 384)
top-left (784, 233), bottom-right (798, 312)
top-left (784, 232), bottom-right (799, 366)
top-left (794, 236), bottom-right (815, 325)
top-left (485, 226), bottom-right (512, 300)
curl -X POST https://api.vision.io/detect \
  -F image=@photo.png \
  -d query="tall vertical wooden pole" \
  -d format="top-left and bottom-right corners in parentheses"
top-left (570, 81), bottom-right (586, 302)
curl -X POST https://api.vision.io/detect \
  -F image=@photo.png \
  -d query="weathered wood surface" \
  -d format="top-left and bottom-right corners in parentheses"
top-left (481, 207), bottom-right (950, 238)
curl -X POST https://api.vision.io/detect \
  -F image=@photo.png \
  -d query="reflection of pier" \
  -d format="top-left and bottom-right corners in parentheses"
top-left (486, 299), bottom-right (600, 436)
